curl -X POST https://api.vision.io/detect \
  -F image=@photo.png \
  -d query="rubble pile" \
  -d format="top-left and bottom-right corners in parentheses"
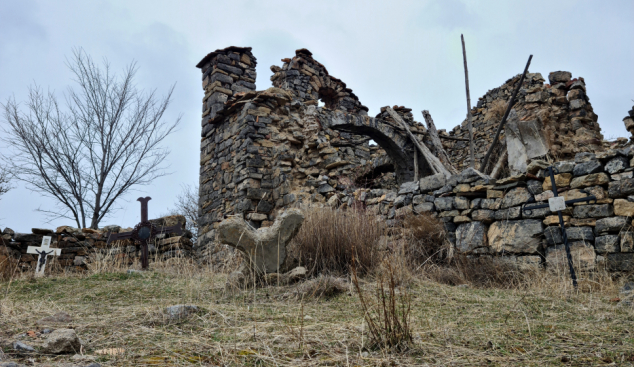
top-left (0, 215), bottom-right (192, 275)
top-left (442, 71), bottom-right (604, 172)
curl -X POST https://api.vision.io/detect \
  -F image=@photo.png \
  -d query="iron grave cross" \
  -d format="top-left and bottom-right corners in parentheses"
top-left (524, 166), bottom-right (597, 288)
top-left (106, 197), bottom-right (184, 269)
top-left (27, 236), bottom-right (61, 277)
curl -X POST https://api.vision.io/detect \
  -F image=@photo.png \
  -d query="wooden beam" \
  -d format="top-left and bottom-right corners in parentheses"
top-left (422, 110), bottom-right (457, 174)
top-left (461, 34), bottom-right (475, 169)
top-left (413, 150), bottom-right (419, 181)
top-left (386, 107), bottom-right (452, 178)
top-left (480, 54), bottom-right (533, 173)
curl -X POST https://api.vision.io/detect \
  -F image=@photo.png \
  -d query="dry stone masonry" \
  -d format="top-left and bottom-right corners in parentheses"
top-left (0, 215), bottom-right (193, 276)
top-left (196, 47), bottom-right (440, 253)
top-left (353, 146), bottom-right (634, 272)
top-left (195, 46), bottom-right (634, 274)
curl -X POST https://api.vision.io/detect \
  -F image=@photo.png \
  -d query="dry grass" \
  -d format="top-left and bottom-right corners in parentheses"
top-left (290, 207), bottom-right (385, 275)
top-left (352, 259), bottom-right (412, 352)
top-left (1, 209), bottom-right (633, 365)
top-left (1, 256), bottom-right (633, 366)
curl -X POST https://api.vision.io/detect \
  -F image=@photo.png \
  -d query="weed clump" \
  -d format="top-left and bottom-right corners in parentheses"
top-left (290, 207), bottom-right (385, 275)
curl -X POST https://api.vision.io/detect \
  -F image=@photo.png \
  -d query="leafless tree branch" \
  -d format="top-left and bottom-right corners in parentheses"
top-left (1, 48), bottom-right (181, 229)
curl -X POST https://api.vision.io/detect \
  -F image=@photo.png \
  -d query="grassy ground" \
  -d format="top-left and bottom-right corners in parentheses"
top-left (1, 263), bottom-right (633, 366)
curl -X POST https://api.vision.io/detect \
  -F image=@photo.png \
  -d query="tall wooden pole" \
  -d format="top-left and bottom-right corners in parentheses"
top-left (479, 54), bottom-right (533, 172)
top-left (461, 34), bottom-right (475, 169)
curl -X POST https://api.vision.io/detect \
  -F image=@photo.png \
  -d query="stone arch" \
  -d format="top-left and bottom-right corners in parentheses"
top-left (324, 112), bottom-right (433, 184)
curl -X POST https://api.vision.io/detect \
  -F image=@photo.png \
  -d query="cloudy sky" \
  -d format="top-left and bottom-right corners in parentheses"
top-left (0, 0), bottom-right (632, 232)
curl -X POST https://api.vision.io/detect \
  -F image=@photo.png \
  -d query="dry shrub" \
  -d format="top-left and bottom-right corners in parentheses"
top-left (292, 275), bottom-right (348, 299)
top-left (423, 255), bottom-right (537, 289)
top-left (352, 259), bottom-right (412, 351)
top-left (0, 247), bottom-right (19, 281)
top-left (290, 206), bottom-right (386, 275)
top-left (400, 213), bottom-right (450, 266)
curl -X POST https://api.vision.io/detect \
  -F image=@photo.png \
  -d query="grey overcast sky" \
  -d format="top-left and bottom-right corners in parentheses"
top-left (0, 0), bottom-right (632, 232)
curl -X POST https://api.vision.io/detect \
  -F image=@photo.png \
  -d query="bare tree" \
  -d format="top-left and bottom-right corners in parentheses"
top-left (0, 167), bottom-right (10, 200)
top-left (1, 49), bottom-right (181, 229)
top-left (167, 183), bottom-right (199, 243)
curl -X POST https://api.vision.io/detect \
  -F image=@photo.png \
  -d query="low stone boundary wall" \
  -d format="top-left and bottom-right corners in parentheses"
top-left (0, 215), bottom-right (194, 275)
top-left (346, 148), bottom-right (634, 273)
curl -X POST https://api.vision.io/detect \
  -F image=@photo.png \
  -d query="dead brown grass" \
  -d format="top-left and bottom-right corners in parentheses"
top-left (290, 206), bottom-right (385, 276)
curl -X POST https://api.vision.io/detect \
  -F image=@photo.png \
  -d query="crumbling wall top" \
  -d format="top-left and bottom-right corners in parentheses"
top-left (270, 49), bottom-right (369, 114)
top-left (196, 46), bottom-right (257, 69)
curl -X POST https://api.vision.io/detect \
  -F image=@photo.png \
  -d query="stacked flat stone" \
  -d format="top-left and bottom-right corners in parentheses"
top-left (197, 46), bottom-right (258, 132)
top-left (443, 71), bottom-right (604, 171)
top-left (0, 215), bottom-right (193, 273)
top-left (196, 47), bottom-right (429, 256)
top-left (624, 104), bottom-right (634, 139)
top-left (348, 149), bottom-right (634, 273)
top-left (270, 48), bottom-right (368, 114)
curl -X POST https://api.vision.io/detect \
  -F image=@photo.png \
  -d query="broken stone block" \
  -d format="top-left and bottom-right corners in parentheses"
top-left (575, 152), bottom-right (596, 163)
top-left (42, 329), bottom-right (82, 354)
top-left (572, 204), bottom-right (613, 219)
top-left (419, 173), bottom-right (446, 192)
top-left (494, 207), bottom-right (521, 220)
top-left (526, 180), bottom-right (543, 195)
top-left (455, 222), bottom-right (487, 254)
top-left (553, 161), bottom-right (575, 173)
top-left (573, 161), bottom-right (602, 176)
top-left (454, 196), bottom-right (469, 210)
top-left (595, 235), bottom-right (620, 253)
top-left (608, 177), bottom-right (634, 198)
top-left (433, 197), bottom-right (454, 211)
top-left (548, 71), bottom-right (572, 84)
top-left (471, 209), bottom-right (494, 223)
top-left (595, 216), bottom-right (630, 235)
top-left (570, 173), bottom-right (610, 189)
top-left (487, 219), bottom-right (543, 254)
top-left (546, 241), bottom-right (595, 272)
top-left (480, 198), bottom-right (501, 210)
top-left (604, 156), bottom-right (629, 174)
top-left (413, 203), bottom-right (434, 213)
top-left (544, 226), bottom-right (594, 245)
top-left (500, 187), bottom-right (532, 209)
top-left (398, 181), bottom-right (419, 195)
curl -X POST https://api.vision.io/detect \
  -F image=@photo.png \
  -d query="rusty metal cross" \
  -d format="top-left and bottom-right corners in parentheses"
top-left (106, 197), bottom-right (184, 269)
top-left (524, 166), bottom-right (597, 288)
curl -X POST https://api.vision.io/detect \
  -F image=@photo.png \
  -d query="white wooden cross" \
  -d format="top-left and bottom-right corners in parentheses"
top-left (27, 236), bottom-right (61, 277)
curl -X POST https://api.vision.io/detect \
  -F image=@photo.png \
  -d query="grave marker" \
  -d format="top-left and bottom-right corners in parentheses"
top-left (524, 166), bottom-right (597, 288)
top-left (27, 236), bottom-right (61, 277)
top-left (106, 197), bottom-right (183, 269)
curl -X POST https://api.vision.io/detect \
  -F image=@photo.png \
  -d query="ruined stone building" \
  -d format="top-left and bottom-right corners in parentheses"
top-left (195, 46), bottom-right (633, 273)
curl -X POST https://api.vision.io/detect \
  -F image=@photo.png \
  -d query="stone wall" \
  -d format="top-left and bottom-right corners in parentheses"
top-left (441, 71), bottom-right (604, 173)
top-left (196, 47), bottom-right (436, 251)
top-left (350, 147), bottom-right (634, 273)
top-left (0, 215), bottom-right (193, 275)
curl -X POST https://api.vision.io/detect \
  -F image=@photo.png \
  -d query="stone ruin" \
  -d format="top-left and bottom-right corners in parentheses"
top-left (0, 215), bottom-right (193, 276)
top-left (2, 46), bottom-right (632, 276)
top-left (195, 45), bottom-right (634, 274)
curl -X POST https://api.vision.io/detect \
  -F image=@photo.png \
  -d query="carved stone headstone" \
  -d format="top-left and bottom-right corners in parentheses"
top-left (217, 209), bottom-right (304, 274)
